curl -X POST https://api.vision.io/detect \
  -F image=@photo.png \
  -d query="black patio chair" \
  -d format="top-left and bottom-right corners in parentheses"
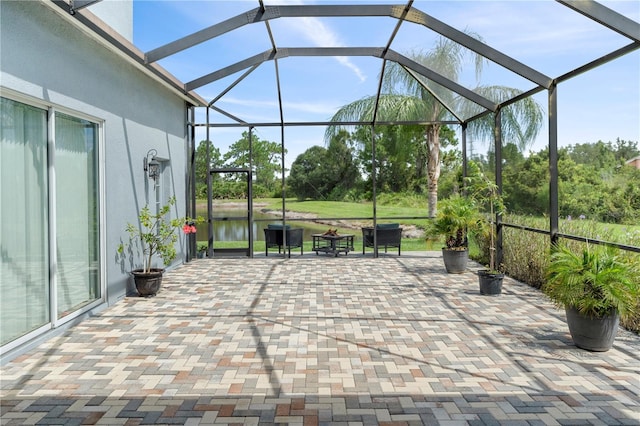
top-left (264, 225), bottom-right (304, 258)
top-left (362, 224), bottom-right (403, 256)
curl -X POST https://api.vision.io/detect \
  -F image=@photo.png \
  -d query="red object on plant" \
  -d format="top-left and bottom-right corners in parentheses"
top-left (183, 223), bottom-right (197, 234)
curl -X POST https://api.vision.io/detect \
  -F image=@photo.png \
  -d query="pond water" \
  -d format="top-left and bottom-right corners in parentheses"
top-left (195, 207), bottom-right (323, 242)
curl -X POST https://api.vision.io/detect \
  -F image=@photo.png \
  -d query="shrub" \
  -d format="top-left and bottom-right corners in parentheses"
top-left (544, 244), bottom-right (639, 320)
top-left (479, 214), bottom-right (640, 333)
top-left (118, 197), bottom-right (201, 273)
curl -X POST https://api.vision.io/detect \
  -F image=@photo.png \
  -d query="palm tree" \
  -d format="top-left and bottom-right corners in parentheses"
top-left (325, 36), bottom-right (543, 217)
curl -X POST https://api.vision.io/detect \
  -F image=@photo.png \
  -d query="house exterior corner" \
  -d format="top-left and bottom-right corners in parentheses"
top-left (0, 0), bottom-right (195, 361)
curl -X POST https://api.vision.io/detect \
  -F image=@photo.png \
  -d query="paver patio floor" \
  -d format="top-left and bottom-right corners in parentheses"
top-left (1, 252), bottom-right (639, 425)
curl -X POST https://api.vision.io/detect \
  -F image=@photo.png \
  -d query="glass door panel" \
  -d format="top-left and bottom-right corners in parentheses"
top-left (55, 113), bottom-right (100, 318)
top-left (0, 97), bottom-right (50, 345)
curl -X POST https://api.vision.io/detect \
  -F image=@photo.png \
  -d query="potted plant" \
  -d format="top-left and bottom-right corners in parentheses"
top-left (118, 196), bottom-right (198, 297)
top-left (429, 194), bottom-right (482, 273)
top-left (197, 242), bottom-right (208, 259)
top-left (468, 167), bottom-right (506, 295)
top-left (543, 244), bottom-right (639, 351)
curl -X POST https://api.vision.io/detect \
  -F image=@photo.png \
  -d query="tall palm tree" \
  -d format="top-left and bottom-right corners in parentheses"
top-left (325, 36), bottom-right (543, 217)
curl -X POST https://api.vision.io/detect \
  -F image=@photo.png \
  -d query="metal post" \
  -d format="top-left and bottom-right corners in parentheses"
top-left (549, 83), bottom-right (559, 246)
top-left (273, 56), bottom-right (287, 258)
top-left (248, 127), bottom-right (254, 258)
top-left (280, 124), bottom-right (286, 256)
top-left (188, 105), bottom-right (196, 261)
top-left (371, 125), bottom-right (377, 258)
top-left (206, 106), bottom-right (214, 257)
top-left (494, 109), bottom-right (503, 269)
top-left (461, 123), bottom-right (468, 194)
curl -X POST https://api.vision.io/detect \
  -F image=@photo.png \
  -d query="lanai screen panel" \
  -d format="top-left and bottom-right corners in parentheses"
top-left (135, 1), bottom-right (638, 121)
top-left (133, 0), bottom-right (639, 231)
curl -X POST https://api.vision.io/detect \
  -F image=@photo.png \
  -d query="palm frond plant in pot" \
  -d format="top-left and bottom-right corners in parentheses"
top-left (467, 166), bottom-right (506, 295)
top-left (197, 242), bottom-right (208, 259)
top-left (118, 197), bottom-right (200, 297)
top-left (543, 244), bottom-right (639, 351)
top-left (428, 194), bottom-right (482, 274)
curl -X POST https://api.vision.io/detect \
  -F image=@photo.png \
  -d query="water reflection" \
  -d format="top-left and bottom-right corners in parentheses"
top-left (196, 208), bottom-right (319, 242)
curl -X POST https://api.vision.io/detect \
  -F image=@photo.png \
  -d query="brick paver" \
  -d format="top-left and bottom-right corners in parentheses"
top-left (1, 252), bottom-right (639, 425)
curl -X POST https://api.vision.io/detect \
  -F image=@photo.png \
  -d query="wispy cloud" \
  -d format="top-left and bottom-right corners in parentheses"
top-left (456, 1), bottom-right (633, 57)
top-left (268, 1), bottom-right (367, 82)
top-left (216, 96), bottom-right (339, 116)
top-left (160, 0), bottom-right (366, 82)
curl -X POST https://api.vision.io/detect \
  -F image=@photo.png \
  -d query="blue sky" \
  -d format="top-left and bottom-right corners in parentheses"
top-left (132, 1), bottom-right (640, 166)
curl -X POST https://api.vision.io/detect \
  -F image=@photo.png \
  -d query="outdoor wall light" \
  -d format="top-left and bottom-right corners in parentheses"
top-left (143, 149), bottom-right (160, 181)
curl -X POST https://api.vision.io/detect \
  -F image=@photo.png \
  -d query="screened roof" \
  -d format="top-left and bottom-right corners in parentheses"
top-left (62, 0), bottom-right (639, 155)
top-left (129, 1), bottom-right (638, 127)
top-left (54, 0), bottom-right (640, 254)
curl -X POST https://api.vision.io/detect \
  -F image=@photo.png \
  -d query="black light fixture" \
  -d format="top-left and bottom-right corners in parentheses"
top-left (143, 149), bottom-right (160, 181)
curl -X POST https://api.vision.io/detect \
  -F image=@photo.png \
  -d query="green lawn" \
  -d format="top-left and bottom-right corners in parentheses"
top-left (505, 213), bottom-right (640, 247)
top-left (256, 198), bottom-right (435, 230)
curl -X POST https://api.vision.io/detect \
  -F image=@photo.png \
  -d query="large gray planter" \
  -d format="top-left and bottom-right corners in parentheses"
top-left (565, 306), bottom-right (619, 352)
top-left (441, 248), bottom-right (468, 274)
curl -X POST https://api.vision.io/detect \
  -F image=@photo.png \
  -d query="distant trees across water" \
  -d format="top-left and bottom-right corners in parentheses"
top-left (196, 133), bottom-right (639, 225)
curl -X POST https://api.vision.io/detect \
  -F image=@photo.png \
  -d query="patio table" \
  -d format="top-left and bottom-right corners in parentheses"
top-left (312, 233), bottom-right (354, 256)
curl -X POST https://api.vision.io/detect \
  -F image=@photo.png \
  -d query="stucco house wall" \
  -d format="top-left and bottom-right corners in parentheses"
top-left (1, 0), bottom-right (193, 359)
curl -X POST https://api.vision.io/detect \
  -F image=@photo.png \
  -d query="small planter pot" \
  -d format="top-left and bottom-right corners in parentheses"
top-left (131, 268), bottom-right (164, 297)
top-left (442, 248), bottom-right (468, 274)
top-left (478, 269), bottom-right (504, 296)
top-left (197, 250), bottom-right (206, 259)
top-left (565, 306), bottom-right (619, 352)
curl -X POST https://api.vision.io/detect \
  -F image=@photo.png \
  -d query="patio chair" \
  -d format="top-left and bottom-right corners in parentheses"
top-left (264, 224), bottom-right (304, 257)
top-left (362, 223), bottom-right (403, 256)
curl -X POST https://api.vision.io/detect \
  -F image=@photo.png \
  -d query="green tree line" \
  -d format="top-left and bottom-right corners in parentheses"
top-left (289, 131), bottom-right (639, 224)
top-left (194, 131), bottom-right (285, 199)
top-left (196, 129), bottom-right (638, 225)
top-left (498, 139), bottom-right (640, 224)
top-left (439, 138), bottom-right (639, 224)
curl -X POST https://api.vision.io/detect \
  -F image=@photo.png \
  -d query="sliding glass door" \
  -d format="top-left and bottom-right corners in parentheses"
top-left (55, 113), bottom-right (100, 318)
top-left (0, 97), bottom-right (101, 348)
top-left (0, 98), bottom-right (50, 345)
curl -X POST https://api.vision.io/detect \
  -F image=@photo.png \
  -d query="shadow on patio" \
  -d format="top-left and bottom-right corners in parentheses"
top-left (1, 253), bottom-right (638, 425)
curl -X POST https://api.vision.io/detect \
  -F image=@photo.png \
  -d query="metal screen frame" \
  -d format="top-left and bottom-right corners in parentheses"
top-left (56, 0), bottom-right (640, 258)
